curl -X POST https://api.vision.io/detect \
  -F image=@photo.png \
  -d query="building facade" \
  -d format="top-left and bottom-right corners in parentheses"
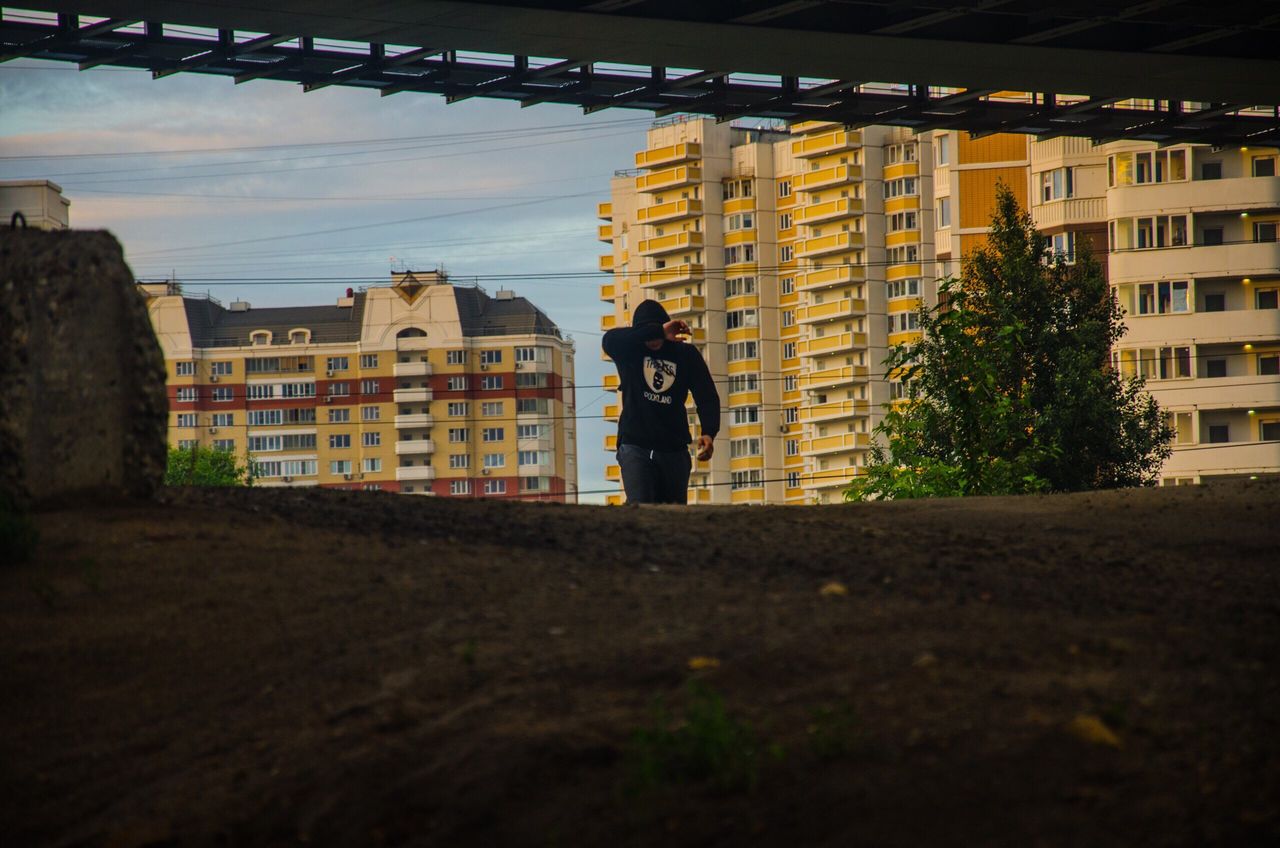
top-left (0, 179), bottom-right (70, 230)
top-left (142, 271), bottom-right (578, 500)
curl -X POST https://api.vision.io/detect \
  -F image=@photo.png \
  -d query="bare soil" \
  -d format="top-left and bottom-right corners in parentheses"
top-left (3, 481), bottom-right (1279, 847)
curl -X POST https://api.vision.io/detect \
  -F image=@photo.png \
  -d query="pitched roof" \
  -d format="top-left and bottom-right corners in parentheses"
top-left (182, 293), bottom-right (367, 348)
top-left (453, 287), bottom-right (561, 339)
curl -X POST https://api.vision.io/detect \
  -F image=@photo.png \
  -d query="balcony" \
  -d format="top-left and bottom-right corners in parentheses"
top-left (603, 373), bottom-right (620, 391)
top-left (800, 400), bottom-right (871, 424)
top-left (1107, 175), bottom-right (1280, 218)
top-left (394, 413), bottom-right (435, 428)
top-left (599, 283), bottom-right (616, 302)
top-left (598, 223), bottom-right (613, 242)
top-left (599, 254), bottom-right (615, 273)
top-left (802, 432), bottom-right (872, 456)
top-left (1031, 196), bottom-right (1106, 231)
top-left (1163, 440), bottom-right (1280, 477)
top-left (605, 493), bottom-right (624, 506)
top-left (1110, 241), bottom-right (1280, 285)
top-left (637, 198), bottom-right (703, 225)
top-left (797, 332), bottom-right (869, 358)
top-left (1147, 374), bottom-right (1280, 410)
top-left (394, 439), bottom-right (436, 455)
top-left (604, 403), bottom-right (621, 422)
top-left (805, 468), bottom-right (858, 491)
top-left (395, 465), bottom-right (437, 482)
top-left (796, 198), bottom-right (862, 226)
top-left (795, 164), bottom-right (860, 192)
top-left (659, 294), bottom-right (705, 317)
top-left (604, 433), bottom-right (618, 452)
top-left (597, 201), bottom-right (612, 219)
top-left (795, 232), bottom-right (864, 259)
top-left (796, 297), bottom-right (867, 325)
top-left (797, 265), bottom-right (866, 292)
top-left (392, 360), bottom-right (432, 378)
top-left (799, 365), bottom-right (869, 391)
top-left (605, 463), bottom-right (621, 481)
top-left (635, 141), bottom-right (701, 169)
top-left (636, 165), bottom-right (701, 193)
top-left (640, 263), bottom-right (704, 287)
top-left (637, 231), bottom-right (703, 256)
top-left (392, 387), bottom-right (432, 403)
top-left (601, 313), bottom-right (618, 331)
top-left (791, 129), bottom-right (861, 158)
top-left (1122, 308), bottom-right (1280, 346)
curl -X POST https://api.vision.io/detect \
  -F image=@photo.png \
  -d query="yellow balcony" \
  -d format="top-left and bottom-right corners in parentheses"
top-left (597, 201), bottom-right (612, 219)
top-left (604, 404), bottom-right (620, 421)
top-left (636, 165), bottom-right (702, 193)
top-left (796, 198), bottom-right (863, 225)
top-left (639, 263), bottom-right (704, 287)
top-left (603, 373), bottom-right (620, 391)
top-left (637, 231), bottom-right (703, 256)
top-left (598, 223), bottom-right (613, 242)
top-left (635, 141), bottom-right (701, 169)
top-left (688, 327), bottom-right (707, 343)
top-left (797, 265), bottom-right (865, 292)
top-left (659, 294), bottom-right (706, 317)
top-left (801, 431), bottom-right (871, 456)
top-left (604, 433), bottom-right (618, 451)
top-left (601, 313), bottom-right (618, 331)
top-left (800, 399), bottom-right (872, 424)
top-left (797, 331), bottom-right (869, 357)
top-left (605, 463), bottom-right (621, 481)
top-left (791, 129), bottom-right (861, 158)
top-left (798, 365), bottom-right (869, 391)
top-left (599, 254), bottom-right (614, 272)
top-left (606, 493), bottom-right (624, 506)
top-left (637, 198), bottom-right (703, 224)
top-left (795, 231), bottom-right (864, 259)
top-left (791, 120), bottom-right (840, 133)
top-left (796, 297), bottom-right (867, 325)
top-left (806, 468), bottom-right (858, 491)
top-left (723, 197), bottom-right (756, 215)
top-left (795, 164), bottom-right (860, 191)
top-left (599, 283), bottom-right (616, 302)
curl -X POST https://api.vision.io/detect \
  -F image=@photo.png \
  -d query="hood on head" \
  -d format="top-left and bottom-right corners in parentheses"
top-left (632, 299), bottom-right (670, 327)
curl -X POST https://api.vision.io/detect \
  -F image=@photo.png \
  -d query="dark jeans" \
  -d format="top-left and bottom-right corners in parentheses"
top-left (617, 443), bottom-right (692, 504)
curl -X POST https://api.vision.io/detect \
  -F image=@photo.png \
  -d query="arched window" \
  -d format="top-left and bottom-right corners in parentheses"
top-left (250, 331), bottom-right (271, 346)
top-left (289, 328), bottom-right (311, 344)
top-left (396, 327), bottom-right (427, 338)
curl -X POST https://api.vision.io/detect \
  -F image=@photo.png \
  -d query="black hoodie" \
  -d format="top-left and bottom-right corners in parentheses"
top-left (601, 299), bottom-right (721, 451)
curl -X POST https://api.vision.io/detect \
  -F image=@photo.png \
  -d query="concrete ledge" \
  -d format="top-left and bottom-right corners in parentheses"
top-left (1, 229), bottom-right (167, 505)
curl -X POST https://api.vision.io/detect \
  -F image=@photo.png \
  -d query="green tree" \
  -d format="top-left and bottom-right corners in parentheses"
top-left (847, 184), bottom-right (1171, 501)
top-left (164, 445), bottom-right (254, 487)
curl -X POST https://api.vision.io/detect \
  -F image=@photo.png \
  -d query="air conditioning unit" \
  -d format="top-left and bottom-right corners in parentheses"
top-left (480, 363), bottom-right (489, 371)
top-left (343, 473), bottom-right (352, 480)
top-left (326, 370), bottom-right (335, 377)
top-left (210, 375), bottom-right (219, 383)
top-left (282, 476), bottom-right (293, 483)
top-left (481, 468), bottom-right (491, 475)
top-left (325, 396), bottom-right (333, 403)
top-left (208, 427), bottom-right (218, 434)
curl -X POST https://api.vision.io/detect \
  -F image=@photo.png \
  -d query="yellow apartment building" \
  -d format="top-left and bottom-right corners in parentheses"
top-left (141, 271), bottom-right (579, 500)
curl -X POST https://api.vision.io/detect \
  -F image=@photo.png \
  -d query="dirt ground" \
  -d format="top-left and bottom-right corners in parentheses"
top-left (2, 481), bottom-right (1278, 847)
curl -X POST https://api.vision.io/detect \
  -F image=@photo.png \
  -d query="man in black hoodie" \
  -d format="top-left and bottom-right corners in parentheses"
top-left (602, 299), bottom-right (721, 504)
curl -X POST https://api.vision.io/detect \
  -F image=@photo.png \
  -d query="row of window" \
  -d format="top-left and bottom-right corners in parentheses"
top-left (445, 451), bottom-right (553, 468)
top-left (1116, 347), bottom-right (1279, 380)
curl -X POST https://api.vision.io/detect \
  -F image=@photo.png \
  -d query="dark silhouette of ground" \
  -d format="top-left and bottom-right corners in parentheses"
top-left (3, 481), bottom-right (1278, 847)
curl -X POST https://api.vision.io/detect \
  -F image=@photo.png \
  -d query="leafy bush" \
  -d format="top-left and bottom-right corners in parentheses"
top-left (164, 445), bottom-right (254, 487)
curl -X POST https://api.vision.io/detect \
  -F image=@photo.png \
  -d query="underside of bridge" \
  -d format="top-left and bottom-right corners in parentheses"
top-left (4, 1), bottom-right (1279, 144)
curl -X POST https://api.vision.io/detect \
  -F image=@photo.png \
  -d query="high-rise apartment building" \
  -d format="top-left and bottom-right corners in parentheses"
top-left (142, 271), bottom-right (579, 499)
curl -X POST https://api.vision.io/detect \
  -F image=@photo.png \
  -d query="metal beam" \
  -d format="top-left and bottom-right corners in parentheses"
top-left (153, 31), bottom-right (293, 78)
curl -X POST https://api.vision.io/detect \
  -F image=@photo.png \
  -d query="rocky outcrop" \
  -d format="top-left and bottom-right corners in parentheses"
top-left (1, 229), bottom-right (167, 505)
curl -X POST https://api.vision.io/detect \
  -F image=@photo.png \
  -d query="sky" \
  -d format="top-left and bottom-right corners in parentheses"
top-left (1, 58), bottom-right (654, 503)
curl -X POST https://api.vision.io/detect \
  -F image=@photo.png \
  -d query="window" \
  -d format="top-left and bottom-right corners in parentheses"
top-left (481, 375), bottom-right (503, 391)
top-left (783, 342), bottom-right (796, 359)
top-left (248, 409), bottom-right (282, 426)
top-left (211, 361), bottom-right (233, 376)
top-left (886, 245), bottom-right (920, 264)
top-left (731, 406), bottom-right (760, 425)
top-left (935, 136), bottom-right (949, 166)
top-left (447, 376), bottom-right (469, 391)
top-left (517, 424), bottom-right (547, 440)
top-left (1254, 156), bottom-right (1277, 178)
top-left (281, 382), bottom-right (315, 399)
top-left (482, 401), bottom-right (503, 416)
top-left (176, 361), bottom-right (195, 376)
top-left (328, 408), bottom-right (350, 423)
top-left (1165, 411), bottom-right (1194, 445)
top-left (178, 440), bottom-right (198, 451)
top-left (786, 439), bottom-right (799, 457)
top-left (787, 471), bottom-right (801, 489)
top-left (483, 479), bottom-right (507, 495)
top-left (447, 350), bottom-right (466, 365)
top-left (1255, 222), bottom-right (1279, 243)
top-left (785, 407), bottom-right (798, 424)
top-left (726, 309), bottom-right (758, 329)
top-left (362, 432), bottom-right (381, 447)
top-left (517, 398), bottom-right (550, 414)
top-left (245, 384), bottom-right (274, 400)
top-left (886, 279), bottom-right (921, 299)
top-left (883, 177), bottom-right (917, 198)
top-left (1202, 227), bottom-right (1224, 246)
top-left (1260, 354), bottom-right (1280, 376)
top-left (211, 413), bottom-right (234, 427)
top-left (1040, 167), bottom-right (1075, 202)
top-left (326, 356), bottom-right (349, 372)
top-left (1203, 293), bottom-right (1226, 312)
top-left (778, 179), bottom-right (791, 198)
top-left (1207, 425), bottom-right (1229, 444)
top-left (483, 453), bottom-right (505, 468)
top-left (889, 381), bottom-right (906, 400)
top-left (448, 428), bottom-right (470, 443)
top-left (780, 245), bottom-right (794, 262)
top-left (360, 354), bottom-right (378, 369)
top-left (1048, 232), bottom-right (1076, 262)
top-left (781, 277), bottom-right (795, 295)
top-left (177, 413), bottom-right (198, 428)
top-left (245, 434), bottom-right (278, 451)
top-left (726, 276), bottom-right (756, 297)
top-left (779, 212), bottom-right (792, 230)
top-left (329, 460), bottom-right (353, 475)
top-left (448, 402), bottom-right (469, 417)
top-left (176, 387), bottom-right (198, 402)
top-left (482, 427), bottom-right (505, 442)
top-left (723, 178), bottom-right (753, 199)
top-left (480, 350), bottom-right (503, 365)
top-left (782, 310), bottom-right (795, 327)
top-left (450, 480), bottom-right (472, 495)
top-left (1200, 161), bottom-right (1222, 180)
top-left (361, 406), bottom-right (380, 421)
top-left (519, 450), bottom-right (551, 466)
top-left (362, 458), bottom-right (382, 473)
top-left (329, 434), bottom-right (351, 449)
top-left (1206, 359), bottom-right (1228, 378)
top-left (1109, 149), bottom-right (1187, 186)
top-left (889, 312), bottom-right (921, 333)
top-left (251, 331), bottom-right (270, 346)
top-left (1258, 289), bottom-right (1279, 310)
top-left (449, 454), bottom-right (470, 469)
top-left (730, 437), bottom-right (761, 458)
top-left (725, 212), bottom-right (755, 231)
top-left (723, 244), bottom-right (756, 265)
top-left (887, 211), bottom-right (918, 232)
top-left (727, 341), bottom-right (759, 361)
top-left (515, 346), bottom-right (544, 363)
top-left (360, 379), bottom-right (379, 394)
top-left (730, 469), bottom-right (763, 490)
top-left (783, 375), bottom-right (797, 392)
top-left (212, 387), bottom-right (233, 402)
top-left (1262, 421), bottom-right (1280, 441)
top-left (516, 372), bottom-right (548, 388)
top-left (937, 197), bottom-right (951, 229)
top-left (729, 373), bottom-right (759, 394)
top-left (327, 382), bottom-right (350, 397)
top-left (212, 439), bottom-right (235, 452)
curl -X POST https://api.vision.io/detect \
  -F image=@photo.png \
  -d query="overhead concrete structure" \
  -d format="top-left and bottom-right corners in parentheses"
top-left (3, 1), bottom-right (1279, 142)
